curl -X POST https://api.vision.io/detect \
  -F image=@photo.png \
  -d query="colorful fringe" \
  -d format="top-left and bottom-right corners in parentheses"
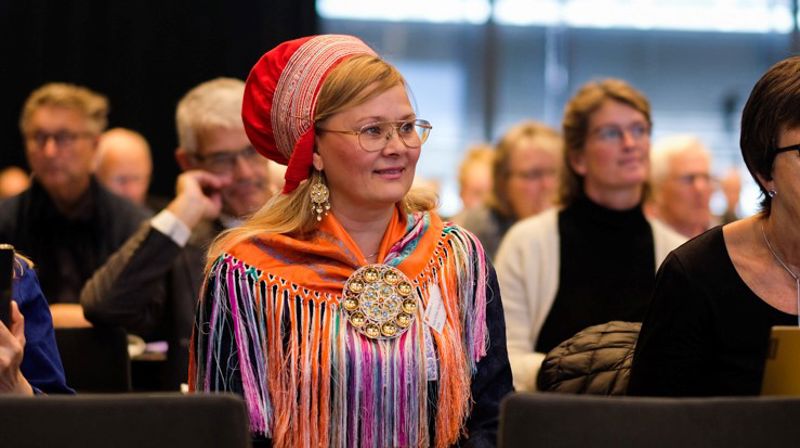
top-left (190, 213), bottom-right (489, 448)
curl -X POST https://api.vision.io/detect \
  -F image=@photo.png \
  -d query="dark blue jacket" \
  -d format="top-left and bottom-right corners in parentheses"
top-left (15, 258), bottom-right (73, 394)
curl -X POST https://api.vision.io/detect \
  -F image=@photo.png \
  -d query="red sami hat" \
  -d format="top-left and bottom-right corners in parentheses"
top-left (242, 35), bottom-right (376, 194)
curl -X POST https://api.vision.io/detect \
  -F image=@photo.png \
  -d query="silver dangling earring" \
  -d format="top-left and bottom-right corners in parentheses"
top-left (768, 189), bottom-right (777, 198)
top-left (310, 171), bottom-right (331, 221)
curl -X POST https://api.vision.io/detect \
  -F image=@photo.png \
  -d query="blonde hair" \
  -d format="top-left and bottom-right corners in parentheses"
top-left (12, 253), bottom-right (34, 279)
top-left (488, 120), bottom-right (562, 219)
top-left (19, 83), bottom-right (109, 135)
top-left (175, 77), bottom-right (245, 155)
top-left (206, 55), bottom-right (436, 271)
top-left (560, 79), bottom-right (651, 206)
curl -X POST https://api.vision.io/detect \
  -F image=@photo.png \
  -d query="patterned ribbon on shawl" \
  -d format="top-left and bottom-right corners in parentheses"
top-left (189, 206), bottom-right (489, 448)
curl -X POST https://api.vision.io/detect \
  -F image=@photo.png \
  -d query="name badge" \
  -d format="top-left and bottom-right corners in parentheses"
top-left (424, 284), bottom-right (446, 334)
top-left (423, 324), bottom-right (438, 381)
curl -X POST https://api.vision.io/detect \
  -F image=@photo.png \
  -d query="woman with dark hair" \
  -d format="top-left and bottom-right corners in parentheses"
top-left (628, 56), bottom-right (800, 396)
top-left (495, 79), bottom-right (685, 392)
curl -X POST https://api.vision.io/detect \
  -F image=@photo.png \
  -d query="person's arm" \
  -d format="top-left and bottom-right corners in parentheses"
top-left (462, 262), bottom-right (514, 448)
top-left (81, 171), bottom-right (227, 335)
top-left (80, 219), bottom-right (180, 334)
top-left (13, 261), bottom-right (72, 394)
top-left (627, 252), bottom-right (711, 396)
top-left (494, 224), bottom-right (546, 392)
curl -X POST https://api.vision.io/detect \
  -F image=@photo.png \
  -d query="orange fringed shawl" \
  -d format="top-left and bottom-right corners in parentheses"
top-left (189, 207), bottom-right (489, 447)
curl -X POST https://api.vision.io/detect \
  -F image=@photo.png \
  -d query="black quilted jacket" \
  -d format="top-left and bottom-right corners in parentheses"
top-left (536, 321), bottom-right (641, 395)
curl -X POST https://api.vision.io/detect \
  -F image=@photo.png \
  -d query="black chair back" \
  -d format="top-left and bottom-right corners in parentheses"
top-left (55, 326), bottom-right (131, 392)
top-left (500, 393), bottom-right (800, 448)
top-left (0, 393), bottom-right (250, 448)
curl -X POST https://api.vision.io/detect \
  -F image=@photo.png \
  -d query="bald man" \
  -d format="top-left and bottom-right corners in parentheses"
top-left (94, 128), bottom-right (152, 205)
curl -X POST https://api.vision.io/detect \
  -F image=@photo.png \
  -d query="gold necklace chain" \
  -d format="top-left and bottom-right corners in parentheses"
top-left (760, 222), bottom-right (800, 325)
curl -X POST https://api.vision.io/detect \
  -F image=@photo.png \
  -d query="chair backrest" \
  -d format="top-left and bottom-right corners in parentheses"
top-left (0, 393), bottom-right (250, 448)
top-left (55, 326), bottom-right (131, 392)
top-left (499, 393), bottom-right (800, 448)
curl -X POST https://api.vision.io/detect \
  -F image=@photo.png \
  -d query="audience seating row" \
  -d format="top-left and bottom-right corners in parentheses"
top-left (0, 393), bottom-right (249, 448)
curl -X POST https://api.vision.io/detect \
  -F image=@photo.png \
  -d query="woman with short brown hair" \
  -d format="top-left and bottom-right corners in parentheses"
top-left (629, 56), bottom-right (800, 396)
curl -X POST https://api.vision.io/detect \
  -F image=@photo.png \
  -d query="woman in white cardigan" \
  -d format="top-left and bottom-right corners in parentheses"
top-left (495, 79), bottom-right (686, 392)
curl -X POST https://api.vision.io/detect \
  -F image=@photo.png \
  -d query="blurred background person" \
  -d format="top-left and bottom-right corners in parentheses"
top-left (495, 80), bottom-right (685, 391)
top-left (719, 168), bottom-right (743, 224)
top-left (410, 175), bottom-right (442, 201)
top-left (648, 134), bottom-right (715, 238)
top-left (455, 120), bottom-right (561, 259)
top-left (629, 55), bottom-right (800, 397)
top-left (81, 78), bottom-right (273, 390)
top-left (0, 83), bottom-right (147, 326)
top-left (0, 166), bottom-right (30, 199)
top-left (455, 144), bottom-right (494, 214)
top-left (94, 127), bottom-right (153, 207)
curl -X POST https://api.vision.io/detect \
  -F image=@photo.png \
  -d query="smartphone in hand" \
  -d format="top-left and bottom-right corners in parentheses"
top-left (0, 244), bottom-right (14, 327)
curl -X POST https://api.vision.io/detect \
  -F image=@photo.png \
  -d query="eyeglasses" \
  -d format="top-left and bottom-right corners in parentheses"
top-left (317, 119), bottom-right (432, 153)
top-left (26, 130), bottom-right (94, 150)
top-left (510, 168), bottom-right (557, 182)
top-left (193, 146), bottom-right (260, 174)
top-left (775, 143), bottom-right (800, 157)
top-left (671, 173), bottom-right (717, 188)
top-left (591, 123), bottom-right (651, 144)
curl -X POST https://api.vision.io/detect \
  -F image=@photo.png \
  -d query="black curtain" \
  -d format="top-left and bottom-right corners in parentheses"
top-left (0, 0), bottom-right (316, 196)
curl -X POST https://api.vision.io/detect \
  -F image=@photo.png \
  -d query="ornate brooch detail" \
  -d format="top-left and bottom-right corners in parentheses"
top-left (342, 264), bottom-right (417, 340)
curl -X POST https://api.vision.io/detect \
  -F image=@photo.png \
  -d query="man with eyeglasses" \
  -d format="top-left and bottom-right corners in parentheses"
top-left (648, 135), bottom-right (716, 238)
top-left (80, 78), bottom-right (273, 389)
top-left (0, 83), bottom-right (148, 327)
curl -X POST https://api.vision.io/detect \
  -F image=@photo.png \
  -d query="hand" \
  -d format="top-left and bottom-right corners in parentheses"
top-left (167, 170), bottom-right (231, 229)
top-left (0, 301), bottom-right (33, 395)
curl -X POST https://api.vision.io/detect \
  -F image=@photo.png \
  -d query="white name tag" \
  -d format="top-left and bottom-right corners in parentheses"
top-left (423, 324), bottom-right (438, 381)
top-left (424, 284), bottom-right (446, 334)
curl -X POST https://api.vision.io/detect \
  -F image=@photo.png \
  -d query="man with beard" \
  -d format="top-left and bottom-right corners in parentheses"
top-left (80, 78), bottom-right (272, 389)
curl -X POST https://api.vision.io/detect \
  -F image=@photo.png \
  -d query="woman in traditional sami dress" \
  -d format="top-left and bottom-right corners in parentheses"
top-left (189, 35), bottom-right (513, 448)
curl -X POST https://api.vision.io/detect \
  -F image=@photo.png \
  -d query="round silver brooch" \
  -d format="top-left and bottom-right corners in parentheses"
top-left (342, 264), bottom-right (418, 340)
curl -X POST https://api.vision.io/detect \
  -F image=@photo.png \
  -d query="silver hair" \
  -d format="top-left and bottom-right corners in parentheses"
top-left (650, 134), bottom-right (711, 191)
top-left (175, 77), bottom-right (245, 154)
